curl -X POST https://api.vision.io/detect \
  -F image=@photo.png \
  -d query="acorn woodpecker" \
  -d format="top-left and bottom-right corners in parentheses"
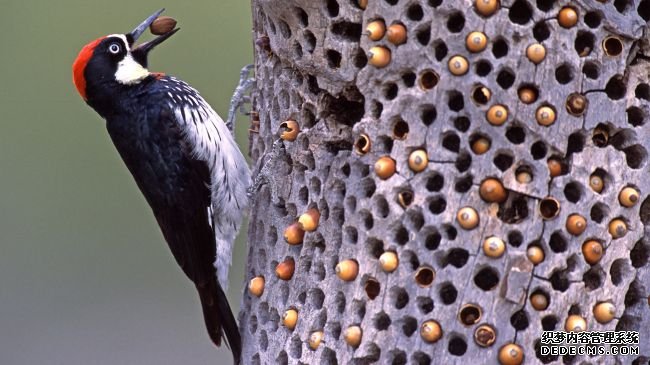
top-left (72, 9), bottom-right (249, 363)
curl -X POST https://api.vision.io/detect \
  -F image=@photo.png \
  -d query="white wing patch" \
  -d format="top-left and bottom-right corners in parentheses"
top-left (165, 77), bottom-right (251, 290)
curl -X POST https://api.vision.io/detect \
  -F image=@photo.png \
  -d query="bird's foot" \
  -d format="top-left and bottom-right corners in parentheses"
top-left (226, 64), bottom-right (255, 136)
top-left (247, 138), bottom-right (285, 205)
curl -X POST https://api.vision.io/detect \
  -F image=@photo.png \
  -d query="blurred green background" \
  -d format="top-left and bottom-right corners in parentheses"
top-left (0, 1), bottom-right (252, 363)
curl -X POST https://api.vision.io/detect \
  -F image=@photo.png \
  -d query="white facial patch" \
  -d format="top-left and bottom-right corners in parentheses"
top-left (115, 53), bottom-right (150, 85)
top-left (108, 34), bottom-right (150, 85)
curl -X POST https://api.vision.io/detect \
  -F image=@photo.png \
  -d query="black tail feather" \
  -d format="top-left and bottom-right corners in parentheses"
top-left (197, 278), bottom-right (242, 365)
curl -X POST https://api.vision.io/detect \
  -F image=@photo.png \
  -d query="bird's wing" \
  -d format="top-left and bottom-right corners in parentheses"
top-left (158, 76), bottom-right (251, 289)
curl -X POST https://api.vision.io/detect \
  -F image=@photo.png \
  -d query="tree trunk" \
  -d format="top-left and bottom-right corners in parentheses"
top-left (240, 0), bottom-right (650, 364)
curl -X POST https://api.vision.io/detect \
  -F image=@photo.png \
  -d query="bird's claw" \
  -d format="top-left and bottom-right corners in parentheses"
top-left (226, 64), bottom-right (255, 135)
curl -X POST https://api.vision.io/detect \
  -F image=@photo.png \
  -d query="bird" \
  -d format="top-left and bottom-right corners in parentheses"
top-left (71, 9), bottom-right (249, 364)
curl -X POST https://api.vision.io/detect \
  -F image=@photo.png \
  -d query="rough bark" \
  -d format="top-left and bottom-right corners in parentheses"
top-left (240, 0), bottom-right (650, 364)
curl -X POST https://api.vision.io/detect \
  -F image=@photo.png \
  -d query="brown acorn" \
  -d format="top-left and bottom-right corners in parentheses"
top-left (486, 104), bottom-right (508, 125)
top-left (498, 343), bottom-right (524, 365)
top-left (557, 7), bottom-right (578, 28)
top-left (619, 187), bottom-right (640, 207)
top-left (448, 55), bottom-right (469, 76)
top-left (566, 93), bottom-right (588, 116)
top-left (471, 136), bottom-right (491, 155)
top-left (284, 222), bottom-right (305, 245)
top-left (589, 174), bottom-right (604, 193)
top-left (374, 156), bottom-right (396, 179)
top-left (282, 308), bottom-right (298, 330)
top-left (379, 251), bottom-right (399, 272)
top-left (581, 240), bottom-right (603, 265)
top-left (547, 158), bottom-right (563, 177)
top-left (420, 320), bottom-right (442, 343)
top-left (475, 0), bottom-right (499, 16)
top-left (479, 178), bottom-right (507, 203)
top-left (336, 259), bottom-right (359, 281)
top-left (526, 245), bottom-right (545, 265)
top-left (530, 292), bottom-right (549, 311)
top-left (518, 86), bottom-right (538, 104)
top-left (457, 207), bottom-right (479, 230)
top-left (150, 16), bottom-right (177, 35)
top-left (483, 236), bottom-right (506, 258)
top-left (299, 208), bottom-right (321, 232)
top-left (358, 0), bottom-right (368, 9)
top-left (308, 331), bottom-right (324, 350)
top-left (280, 120), bottom-right (300, 141)
top-left (466, 31), bottom-right (488, 53)
top-left (565, 314), bottom-right (587, 332)
top-left (344, 325), bottom-right (362, 347)
top-left (566, 214), bottom-right (587, 236)
top-left (474, 324), bottom-right (496, 347)
top-left (248, 276), bottom-right (265, 297)
top-left (536, 106), bottom-right (556, 126)
top-left (355, 133), bottom-right (371, 155)
top-left (366, 20), bottom-right (386, 41)
top-left (368, 46), bottom-right (391, 68)
top-left (608, 219), bottom-right (627, 239)
top-left (275, 258), bottom-right (295, 280)
top-left (593, 302), bottom-right (616, 324)
top-left (526, 43), bottom-right (546, 64)
top-left (387, 24), bottom-right (407, 45)
top-left (408, 149), bottom-right (428, 172)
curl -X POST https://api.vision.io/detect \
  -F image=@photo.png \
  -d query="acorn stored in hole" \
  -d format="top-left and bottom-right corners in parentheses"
top-left (420, 320), bottom-right (442, 343)
top-left (336, 259), bottom-right (359, 281)
top-left (282, 308), bottom-right (298, 330)
top-left (374, 156), bottom-right (396, 179)
top-left (472, 137), bottom-right (491, 154)
top-left (448, 55), bottom-right (469, 76)
top-left (526, 43), bottom-right (546, 64)
top-left (299, 208), bottom-right (321, 232)
top-left (479, 178), bottom-right (507, 203)
top-left (589, 174), bottom-right (604, 193)
top-left (344, 325), bottom-right (362, 347)
top-left (308, 331), bottom-right (324, 350)
top-left (474, 324), bottom-right (496, 347)
top-left (397, 190), bottom-right (413, 208)
top-left (379, 251), bottom-right (399, 272)
top-left (566, 93), bottom-right (588, 116)
top-left (408, 149), bottom-right (428, 172)
top-left (457, 207), bottom-right (479, 230)
top-left (248, 276), bottom-right (265, 297)
top-left (547, 158), bottom-right (563, 177)
top-left (387, 23), bottom-right (407, 45)
top-left (518, 87), bottom-right (538, 104)
top-left (150, 16), bottom-right (177, 35)
top-left (486, 104), bottom-right (508, 125)
top-left (557, 7), bottom-right (578, 28)
top-left (483, 236), bottom-right (506, 258)
top-left (358, 0), bottom-right (368, 9)
top-left (368, 46), bottom-right (391, 68)
top-left (475, 0), bottom-right (499, 16)
top-left (581, 240), bottom-right (603, 265)
top-left (355, 133), bottom-right (371, 155)
top-left (526, 245), bottom-right (545, 265)
top-left (275, 258), bottom-right (295, 280)
top-left (284, 222), bottom-right (305, 245)
top-left (565, 315), bottom-right (587, 332)
top-left (530, 292), bottom-right (549, 311)
top-left (280, 120), bottom-right (300, 141)
top-left (498, 343), bottom-right (524, 365)
top-left (566, 214), bottom-right (587, 236)
top-left (593, 302), bottom-right (616, 324)
top-left (608, 218), bottom-right (627, 239)
top-left (366, 20), bottom-right (386, 41)
top-left (619, 187), bottom-right (640, 207)
top-left (536, 106), bottom-right (556, 126)
top-left (466, 31), bottom-right (488, 53)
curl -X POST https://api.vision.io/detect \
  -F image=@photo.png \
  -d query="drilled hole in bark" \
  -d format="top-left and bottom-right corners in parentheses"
top-left (531, 141), bottom-right (547, 159)
top-left (303, 30), bottom-right (316, 53)
top-left (442, 133), bottom-right (461, 152)
top-left (583, 10), bottom-right (602, 28)
top-left (509, 0), bottom-right (533, 24)
top-left (407, 3), bottom-right (424, 20)
top-left (583, 266), bottom-right (603, 290)
top-left (541, 315), bottom-right (558, 331)
top-left (563, 181), bottom-right (583, 203)
top-left (384, 83), bottom-right (398, 100)
top-left (417, 296), bottom-right (434, 313)
top-left (497, 68), bottom-right (515, 89)
top-left (631, 239), bottom-right (650, 268)
top-left (416, 24), bottom-right (431, 46)
top-left (401, 316), bottom-right (418, 337)
top-left (582, 61), bottom-right (599, 79)
top-left (610, 258), bottom-right (631, 285)
top-left (625, 279), bottom-right (645, 306)
top-left (366, 237), bottom-right (384, 259)
top-left (428, 196), bottom-right (447, 215)
top-left (390, 350), bottom-right (407, 365)
top-left (455, 151), bottom-right (472, 172)
top-left (365, 277), bottom-right (381, 299)
top-left (614, 0), bottom-right (631, 12)
top-left (533, 21), bottom-right (550, 41)
top-left (506, 125), bottom-right (526, 144)
top-left (447, 91), bottom-right (464, 111)
top-left (640, 0), bottom-right (650, 19)
top-left (419, 71), bottom-right (439, 90)
top-left (492, 38), bottom-right (508, 58)
top-left (402, 71), bottom-right (416, 87)
top-left (444, 248), bottom-right (469, 268)
top-left (549, 231), bottom-right (568, 253)
top-left (536, 339), bottom-right (558, 363)
top-left (575, 31), bottom-right (595, 57)
top-left (555, 64), bottom-right (574, 84)
top-left (439, 282), bottom-right (458, 304)
top-left (550, 269), bottom-right (570, 292)
top-left (474, 267), bottom-right (499, 291)
top-left (415, 266), bottom-right (435, 287)
top-left (394, 224), bottom-right (409, 245)
top-left (475, 59), bottom-right (492, 76)
top-left (627, 106), bottom-right (645, 126)
top-left (510, 309), bottom-right (529, 330)
top-left (344, 226), bottom-right (358, 245)
top-left (459, 304), bottom-right (482, 325)
top-left (605, 75), bottom-right (626, 99)
top-left (391, 286), bottom-right (409, 309)
top-left (454, 174), bottom-right (473, 193)
top-left (326, 0), bottom-right (339, 16)
top-left (278, 20), bottom-right (291, 39)
top-left (424, 230), bottom-right (441, 250)
top-left (448, 336), bottom-right (468, 356)
top-left (536, 0), bottom-right (555, 11)
top-left (428, 0), bottom-right (442, 6)
top-left (453, 116), bottom-right (470, 132)
top-left (426, 172), bottom-right (444, 191)
top-left (331, 21), bottom-right (362, 41)
top-left (373, 311), bottom-right (391, 330)
top-left (493, 151), bottom-right (514, 171)
top-left (433, 40), bottom-right (448, 61)
top-left (403, 250), bottom-right (420, 270)
top-left (508, 230), bottom-right (524, 247)
top-left (447, 11), bottom-right (465, 32)
top-left (624, 144), bottom-right (647, 168)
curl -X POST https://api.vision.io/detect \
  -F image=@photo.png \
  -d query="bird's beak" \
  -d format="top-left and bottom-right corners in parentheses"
top-left (128, 9), bottom-right (179, 66)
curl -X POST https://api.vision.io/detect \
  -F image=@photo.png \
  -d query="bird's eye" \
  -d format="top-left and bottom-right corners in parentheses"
top-left (108, 43), bottom-right (121, 54)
